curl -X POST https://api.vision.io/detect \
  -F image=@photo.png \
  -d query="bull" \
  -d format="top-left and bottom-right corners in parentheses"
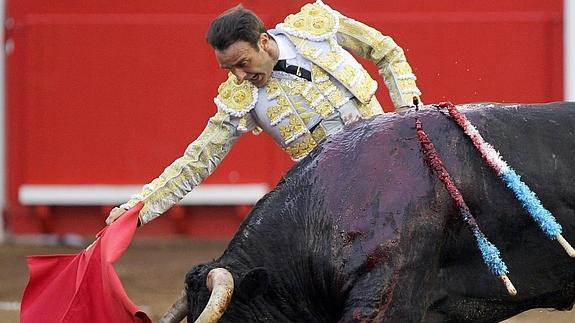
top-left (160, 102), bottom-right (575, 323)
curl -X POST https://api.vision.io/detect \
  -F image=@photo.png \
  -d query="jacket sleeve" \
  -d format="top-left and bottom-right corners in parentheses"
top-left (120, 111), bottom-right (242, 225)
top-left (334, 12), bottom-right (422, 109)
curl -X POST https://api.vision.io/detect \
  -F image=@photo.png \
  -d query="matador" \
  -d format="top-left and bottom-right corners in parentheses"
top-left (107, 1), bottom-right (423, 225)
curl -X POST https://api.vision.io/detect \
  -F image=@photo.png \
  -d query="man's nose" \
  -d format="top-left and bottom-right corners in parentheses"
top-left (232, 68), bottom-right (247, 82)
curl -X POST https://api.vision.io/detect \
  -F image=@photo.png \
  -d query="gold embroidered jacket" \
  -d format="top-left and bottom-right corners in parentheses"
top-left (122, 1), bottom-right (422, 225)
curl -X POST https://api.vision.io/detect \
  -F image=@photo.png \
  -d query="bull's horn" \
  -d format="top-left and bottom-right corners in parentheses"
top-left (159, 289), bottom-right (188, 323)
top-left (195, 268), bottom-right (235, 323)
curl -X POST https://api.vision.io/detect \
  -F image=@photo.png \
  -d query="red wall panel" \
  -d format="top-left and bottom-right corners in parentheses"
top-left (4, 0), bottom-right (564, 236)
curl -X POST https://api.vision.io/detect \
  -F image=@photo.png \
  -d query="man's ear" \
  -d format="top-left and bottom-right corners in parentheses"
top-left (238, 267), bottom-right (269, 298)
top-left (260, 33), bottom-right (269, 50)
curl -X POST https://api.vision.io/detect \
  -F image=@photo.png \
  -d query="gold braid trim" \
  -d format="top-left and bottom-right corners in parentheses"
top-left (125, 111), bottom-right (240, 225)
top-left (277, 2), bottom-right (339, 41)
top-left (284, 133), bottom-right (318, 161)
top-left (214, 73), bottom-right (258, 118)
top-left (357, 96), bottom-right (384, 119)
top-left (335, 11), bottom-right (422, 109)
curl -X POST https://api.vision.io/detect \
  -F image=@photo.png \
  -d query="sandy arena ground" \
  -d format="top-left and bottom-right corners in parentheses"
top-left (1, 238), bottom-right (574, 322)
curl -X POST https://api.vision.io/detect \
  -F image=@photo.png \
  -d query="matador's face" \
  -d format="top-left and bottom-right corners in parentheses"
top-left (215, 33), bottom-right (277, 88)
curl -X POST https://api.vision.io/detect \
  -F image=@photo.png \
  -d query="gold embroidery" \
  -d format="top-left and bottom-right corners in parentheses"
top-left (316, 50), bottom-right (344, 72)
top-left (354, 71), bottom-right (378, 103)
top-left (304, 86), bottom-right (322, 105)
top-left (266, 78), bottom-right (281, 98)
top-left (286, 33), bottom-right (379, 106)
top-left (267, 95), bottom-right (292, 126)
top-left (394, 61), bottom-right (413, 75)
top-left (301, 47), bottom-right (322, 60)
top-left (326, 88), bottom-right (347, 107)
top-left (282, 79), bottom-right (307, 96)
top-left (283, 3), bottom-right (338, 39)
top-left (336, 64), bottom-right (357, 88)
top-left (252, 126), bottom-right (263, 135)
top-left (133, 111), bottom-right (238, 224)
top-left (372, 98), bottom-right (384, 115)
top-left (279, 115), bottom-right (307, 144)
top-left (310, 65), bottom-right (348, 108)
top-left (357, 96), bottom-right (384, 119)
top-left (277, 95), bottom-right (290, 107)
top-left (299, 111), bottom-right (316, 125)
top-left (284, 133), bottom-right (318, 160)
top-left (293, 101), bottom-right (307, 114)
top-left (335, 34), bottom-right (368, 57)
top-left (316, 81), bottom-right (332, 92)
top-left (311, 124), bottom-right (327, 143)
top-left (238, 116), bottom-right (248, 130)
top-left (314, 99), bottom-right (334, 117)
top-left (336, 12), bottom-right (422, 108)
top-left (357, 103), bottom-right (373, 119)
top-left (312, 64), bottom-right (329, 81)
top-left (216, 73), bottom-right (257, 117)
top-left (338, 17), bottom-right (389, 62)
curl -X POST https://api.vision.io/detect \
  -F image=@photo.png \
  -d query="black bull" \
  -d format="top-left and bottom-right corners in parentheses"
top-left (182, 102), bottom-right (575, 322)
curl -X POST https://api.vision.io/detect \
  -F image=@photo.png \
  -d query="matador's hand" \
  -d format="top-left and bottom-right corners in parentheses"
top-left (106, 207), bottom-right (127, 225)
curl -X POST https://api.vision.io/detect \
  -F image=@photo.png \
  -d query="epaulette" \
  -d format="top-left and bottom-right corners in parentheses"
top-left (213, 73), bottom-right (258, 118)
top-left (276, 0), bottom-right (339, 41)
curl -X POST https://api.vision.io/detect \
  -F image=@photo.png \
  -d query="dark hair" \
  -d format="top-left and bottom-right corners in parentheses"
top-left (207, 4), bottom-right (267, 51)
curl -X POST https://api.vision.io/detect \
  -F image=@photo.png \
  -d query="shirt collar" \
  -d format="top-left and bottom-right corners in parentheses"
top-left (268, 29), bottom-right (297, 61)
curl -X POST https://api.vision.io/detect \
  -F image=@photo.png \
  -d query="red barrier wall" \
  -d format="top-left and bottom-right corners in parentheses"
top-left (4, 0), bottom-right (564, 238)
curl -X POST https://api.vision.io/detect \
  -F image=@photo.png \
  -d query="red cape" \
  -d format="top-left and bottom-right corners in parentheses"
top-left (21, 203), bottom-right (152, 323)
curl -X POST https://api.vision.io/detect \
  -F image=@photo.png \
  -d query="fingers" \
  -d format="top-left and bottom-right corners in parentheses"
top-left (106, 207), bottom-right (126, 225)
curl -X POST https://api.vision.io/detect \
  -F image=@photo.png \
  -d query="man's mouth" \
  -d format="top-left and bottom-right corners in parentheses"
top-left (250, 74), bottom-right (266, 87)
top-left (250, 74), bottom-right (261, 82)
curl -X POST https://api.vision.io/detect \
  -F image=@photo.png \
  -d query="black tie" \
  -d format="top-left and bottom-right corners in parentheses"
top-left (273, 59), bottom-right (311, 81)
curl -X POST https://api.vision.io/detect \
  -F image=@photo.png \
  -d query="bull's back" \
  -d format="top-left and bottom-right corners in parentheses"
top-left (227, 102), bottom-right (575, 322)
top-left (304, 102), bottom-right (575, 321)
top-left (312, 102), bottom-right (575, 261)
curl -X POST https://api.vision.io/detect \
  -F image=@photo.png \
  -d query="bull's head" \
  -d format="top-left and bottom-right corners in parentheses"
top-left (160, 263), bottom-right (269, 323)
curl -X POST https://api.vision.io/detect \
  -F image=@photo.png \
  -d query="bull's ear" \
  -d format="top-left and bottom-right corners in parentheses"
top-left (238, 267), bottom-right (269, 298)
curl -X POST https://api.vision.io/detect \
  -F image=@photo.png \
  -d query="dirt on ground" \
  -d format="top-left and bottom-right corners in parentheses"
top-left (0, 238), bottom-right (228, 322)
top-left (1, 238), bottom-right (573, 323)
